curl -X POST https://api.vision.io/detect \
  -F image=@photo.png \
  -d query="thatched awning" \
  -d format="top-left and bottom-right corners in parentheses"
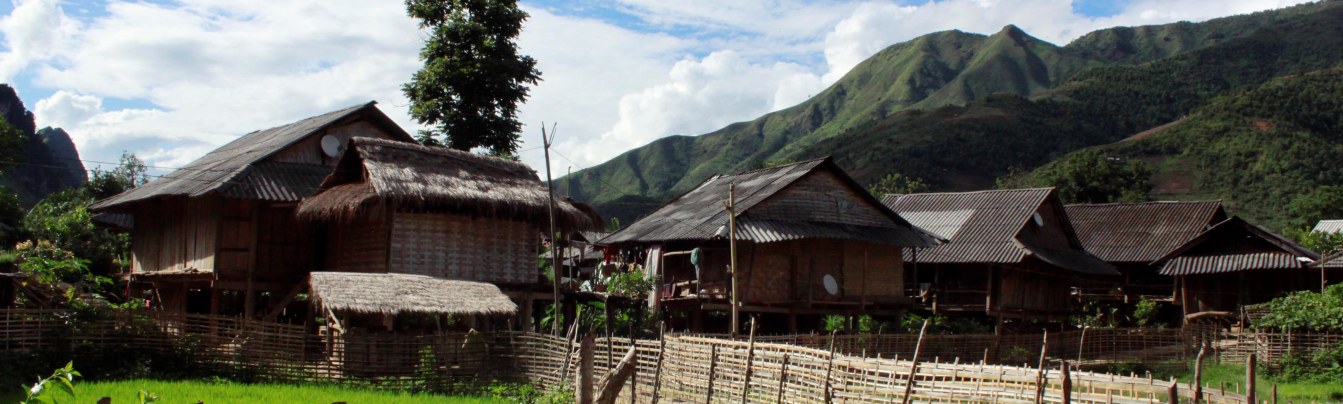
top-left (308, 272), bottom-right (517, 317)
top-left (297, 138), bottom-right (601, 230)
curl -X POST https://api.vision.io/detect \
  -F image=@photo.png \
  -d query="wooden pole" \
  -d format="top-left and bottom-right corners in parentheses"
top-left (542, 124), bottom-right (563, 336)
top-left (651, 323), bottom-right (666, 404)
top-left (727, 182), bottom-right (739, 337)
top-left (594, 346), bottom-right (639, 404)
top-left (1194, 343), bottom-right (1206, 403)
top-left (706, 345), bottom-right (719, 403)
top-left (578, 333), bottom-right (595, 404)
top-left (1246, 353), bottom-right (1257, 404)
top-left (825, 330), bottom-right (838, 404)
top-left (1168, 378), bottom-right (1179, 404)
top-left (1271, 383), bottom-right (1278, 404)
top-left (776, 354), bottom-right (790, 403)
top-left (1061, 361), bottom-right (1072, 404)
top-left (1035, 330), bottom-right (1049, 404)
top-left (901, 319), bottom-right (929, 404)
top-left (740, 317), bottom-right (757, 404)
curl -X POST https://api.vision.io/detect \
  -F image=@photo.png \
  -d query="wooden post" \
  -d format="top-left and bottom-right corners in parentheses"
top-left (776, 354), bottom-right (790, 403)
top-left (825, 330), bottom-right (838, 404)
top-left (1246, 353), bottom-right (1257, 404)
top-left (1194, 343), bottom-right (1206, 403)
top-left (594, 346), bottom-right (638, 404)
top-left (740, 318), bottom-right (756, 404)
top-left (1035, 330), bottom-right (1049, 404)
top-left (1078, 326), bottom-right (1088, 363)
top-left (706, 345), bottom-right (719, 403)
top-left (727, 182), bottom-right (739, 337)
top-left (1168, 378), bottom-right (1179, 404)
top-left (578, 333), bottom-right (595, 404)
top-left (901, 320), bottom-right (929, 404)
top-left (542, 124), bottom-right (563, 336)
top-left (651, 323), bottom-right (666, 404)
top-left (1271, 383), bottom-right (1278, 404)
top-left (1061, 361), bottom-right (1071, 404)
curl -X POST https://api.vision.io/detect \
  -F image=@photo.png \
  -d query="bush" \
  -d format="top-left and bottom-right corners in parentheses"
top-left (1253, 284), bottom-right (1343, 332)
top-left (1271, 342), bottom-right (1343, 383)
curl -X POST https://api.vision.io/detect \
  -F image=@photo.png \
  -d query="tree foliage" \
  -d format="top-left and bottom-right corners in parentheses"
top-left (0, 115), bottom-right (26, 166)
top-left (402, 0), bottom-right (540, 154)
top-left (1004, 150), bottom-right (1152, 203)
top-left (1253, 284), bottom-right (1343, 332)
top-left (84, 152), bottom-right (150, 200)
top-left (868, 173), bottom-right (929, 196)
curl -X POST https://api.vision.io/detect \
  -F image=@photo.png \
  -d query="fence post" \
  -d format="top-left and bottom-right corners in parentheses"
top-left (651, 323), bottom-right (666, 404)
top-left (1246, 353), bottom-right (1257, 404)
top-left (705, 344), bottom-right (718, 404)
top-left (900, 320), bottom-right (929, 404)
top-left (578, 333), bottom-right (595, 404)
top-left (1168, 378), bottom-right (1179, 404)
top-left (1194, 342), bottom-right (1206, 403)
top-left (825, 330), bottom-right (838, 404)
top-left (776, 354), bottom-right (790, 403)
top-left (740, 318), bottom-right (756, 404)
top-left (1060, 361), bottom-right (1071, 404)
top-left (1034, 330), bottom-right (1049, 404)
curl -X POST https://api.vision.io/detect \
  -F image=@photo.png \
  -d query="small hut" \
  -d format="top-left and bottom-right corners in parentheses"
top-left (1066, 201), bottom-right (1227, 301)
top-left (309, 272), bottom-right (517, 331)
top-left (601, 158), bottom-right (940, 333)
top-left (884, 189), bottom-right (1118, 325)
top-left (297, 137), bottom-right (600, 331)
top-left (88, 102), bottom-right (415, 318)
top-left (1155, 216), bottom-right (1320, 322)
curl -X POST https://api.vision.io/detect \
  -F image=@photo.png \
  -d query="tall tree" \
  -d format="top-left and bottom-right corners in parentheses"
top-left (1003, 150), bottom-right (1152, 204)
top-left (403, 0), bottom-right (540, 154)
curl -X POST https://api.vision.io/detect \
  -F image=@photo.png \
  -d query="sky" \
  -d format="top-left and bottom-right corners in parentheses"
top-left (0, 0), bottom-right (1313, 178)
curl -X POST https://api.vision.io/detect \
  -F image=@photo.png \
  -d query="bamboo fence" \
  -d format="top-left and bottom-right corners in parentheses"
top-left (4, 308), bottom-right (1335, 402)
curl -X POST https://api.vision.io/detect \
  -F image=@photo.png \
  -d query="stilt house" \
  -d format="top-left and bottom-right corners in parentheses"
top-left (88, 102), bottom-right (414, 318)
top-left (1065, 201), bottom-right (1227, 302)
top-left (1153, 216), bottom-right (1320, 321)
top-left (601, 158), bottom-right (940, 333)
top-left (883, 189), bottom-right (1118, 323)
top-left (296, 137), bottom-right (600, 331)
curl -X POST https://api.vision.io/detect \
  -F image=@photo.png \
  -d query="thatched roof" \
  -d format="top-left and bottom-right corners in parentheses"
top-left (297, 137), bottom-right (601, 230)
top-left (308, 272), bottom-right (517, 316)
top-left (90, 102), bottom-right (413, 211)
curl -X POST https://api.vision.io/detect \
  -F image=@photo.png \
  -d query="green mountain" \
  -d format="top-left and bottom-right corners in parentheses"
top-left (1023, 68), bottom-right (1343, 231)
top-left (562, 1), bottom-right (1343, 223)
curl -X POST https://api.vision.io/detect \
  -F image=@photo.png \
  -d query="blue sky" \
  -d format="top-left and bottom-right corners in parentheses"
top-left (0, 0), bottom-right (1310, 175)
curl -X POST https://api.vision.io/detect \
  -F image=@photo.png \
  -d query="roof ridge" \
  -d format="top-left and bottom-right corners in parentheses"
top-left (1065, 200), bottom-right (1222, 208)
top-left (351, 137), bottom-right (534, 174)
top-left (720, 156), bottom-right (829, 178)
top-left (899, 187), bottom-right (1055, 197)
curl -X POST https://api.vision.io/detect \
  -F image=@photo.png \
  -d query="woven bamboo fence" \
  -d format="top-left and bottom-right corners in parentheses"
top-left (4, 309), bottom-right (1324, 402)
top-left (1215, 329), bottom-right (1343, 363)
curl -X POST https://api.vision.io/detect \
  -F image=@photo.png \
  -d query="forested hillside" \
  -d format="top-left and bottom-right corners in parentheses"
top-left (560, 1), bottom-right (1343, 225)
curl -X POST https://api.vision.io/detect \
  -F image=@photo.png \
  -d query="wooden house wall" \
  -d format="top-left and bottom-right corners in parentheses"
top-left (388, 212), bottom-right (537, 285)
top-left (272, 121), bottom-right (397, 166)
top-left (1182, 270), bottom-right (1318, 315)
top-left (253, 204), bottom-right (314, 285)
top-left (736, 239), bottom-right (904, 304)
top-left (325, 207), bottom-right (389, 273)
top-left (748, 171), bottom-right (892, 227)
top-left (215, 200), bottom-right (256, 282)
top-left (131, 196), bottom-right (220, 273)
top-left (1015, 200), bottom-right (1075, 251)
top-left (993, 258), bottom-right (1074, 315)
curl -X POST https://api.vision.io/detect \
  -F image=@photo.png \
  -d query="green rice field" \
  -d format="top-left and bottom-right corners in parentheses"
top-left (3, 379), bottom-right (509, 403)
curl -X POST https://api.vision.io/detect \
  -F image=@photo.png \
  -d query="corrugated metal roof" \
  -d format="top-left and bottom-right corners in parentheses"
top-left (90, 102), bottom-right (412, 210)
top-left (1065, 201), bottom-right (1225, 263)
top-left (90, 212), bottom-right (133, 230)
top-left (733, 219), bottom-right (935, 246)
top-left (1319, 251), bottom-right (1343, 268)
top-left (884, 189), bottom-right (1052, 263)
top-left (220, 161), bottom-right (332, 201)
top-left (1025, 243), bottom-right (1122, 276)
top-left (1313, 219), bottom-right (1343, 233)
top-left (1159, 252), bottom-right (1307, 275)
top-left (602, 158), bottom-right (937, 247)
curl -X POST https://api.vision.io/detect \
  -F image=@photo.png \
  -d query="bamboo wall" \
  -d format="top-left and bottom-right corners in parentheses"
top-left (3, 309), bottom-right (1304, 403)
top-left (389, 212), bottom-right (536, 284)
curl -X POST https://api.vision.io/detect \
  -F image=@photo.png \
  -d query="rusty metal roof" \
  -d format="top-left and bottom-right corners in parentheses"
top-left (885, 189), bottom-right (1117, 275)
top-left (1066, 201), bottom-right (1226, 263)
top-left (1160, 252), bottom-right (1307, 275)
top-left (220, 161), bottom-right (332, 201)
top-left (602, 158), bottom-right (937, 246)
top-left (1154, 216), bottom-right (1319, 275)
top-left (90, 102), bottom-right (412, 210)
top-left (1319, 251), bottom-right (1343, 268)
top-left (734, 219), bottom-right (933, 246)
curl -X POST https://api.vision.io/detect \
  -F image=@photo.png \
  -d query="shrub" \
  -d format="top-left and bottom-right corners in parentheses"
top-left (1253, 284), bottom-right (1343, 332)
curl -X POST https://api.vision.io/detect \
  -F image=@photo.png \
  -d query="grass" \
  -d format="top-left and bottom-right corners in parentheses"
top-left (2, 379), bottom-right (508, 404)
top-left (1167, 362), bottom-right (1343, 402)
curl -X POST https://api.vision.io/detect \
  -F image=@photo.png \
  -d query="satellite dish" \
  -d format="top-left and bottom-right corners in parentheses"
top-left (320, 135), bottom-right (343, 157)
top-left (1032, 212), bottom-right (1044, 226)
top-left (822, 274), bottom-right (839, 296)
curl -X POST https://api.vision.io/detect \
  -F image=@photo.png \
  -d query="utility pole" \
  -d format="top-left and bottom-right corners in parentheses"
top-left (726, 182), bottom-right (739, 337)
top-left (543, 124), bottom-right (562, 336)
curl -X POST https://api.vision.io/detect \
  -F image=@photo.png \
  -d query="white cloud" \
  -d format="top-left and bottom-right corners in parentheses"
top-left (33, 90), bottom-right (99, 129)
top-left (0, 0), bottom-right (77, 82)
